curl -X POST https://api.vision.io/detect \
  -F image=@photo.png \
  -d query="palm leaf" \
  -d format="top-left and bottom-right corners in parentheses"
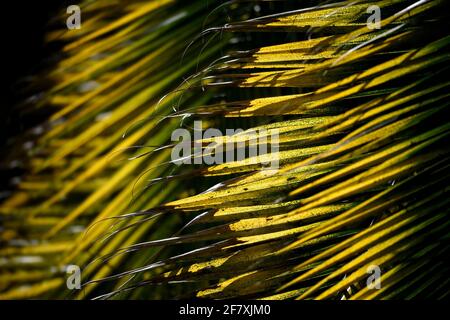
top-left (0, 0), bottom-right (449, 300)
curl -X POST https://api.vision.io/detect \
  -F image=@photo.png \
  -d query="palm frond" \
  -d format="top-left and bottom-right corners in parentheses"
top-left (0, 0), bottom-right (449, 300)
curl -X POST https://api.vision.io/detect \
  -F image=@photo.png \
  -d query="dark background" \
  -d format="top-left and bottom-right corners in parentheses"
top-left (0, 1), bottom-right (68, 146)
top-left (0, 1), bottom-right (70, 190)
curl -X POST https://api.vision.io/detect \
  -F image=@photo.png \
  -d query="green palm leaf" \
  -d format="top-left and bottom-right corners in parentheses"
top-left (0, 0), bottom-right (448, 300)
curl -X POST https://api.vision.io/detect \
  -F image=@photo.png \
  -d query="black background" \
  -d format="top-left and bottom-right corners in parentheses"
top-left (0, 1), bottom-right (68, 145)
top-left (0, 300), bottom-right (443, 317)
